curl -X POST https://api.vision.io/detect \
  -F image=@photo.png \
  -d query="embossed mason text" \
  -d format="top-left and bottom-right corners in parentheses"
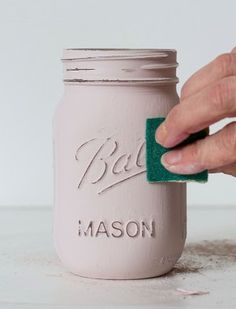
top-left (78, 219), bottom-right (155, 238)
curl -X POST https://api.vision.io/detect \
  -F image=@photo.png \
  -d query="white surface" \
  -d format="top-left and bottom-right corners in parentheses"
top-left (0, 0), bottom-right (236, 207)
top-left (1, 206), bottom-right (236, 308)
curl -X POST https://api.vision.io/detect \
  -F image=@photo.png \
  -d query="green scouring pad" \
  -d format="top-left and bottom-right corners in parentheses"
top-left (146, 117), bottom-right (208, 183)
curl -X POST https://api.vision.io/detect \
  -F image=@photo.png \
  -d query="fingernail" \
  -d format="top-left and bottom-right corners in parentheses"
top-left (161, 150), bottom-right (182, 165)
top-left (155, 123), bottom-right (168, 145)
top-left (156, 126), bottom-right (188, 148)
top-left (161, 151), bottom-right (200, 174)
top-left (155, 124), bottom-right (177, 147)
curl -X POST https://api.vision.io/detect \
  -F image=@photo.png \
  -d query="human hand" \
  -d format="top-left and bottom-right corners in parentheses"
top-left (155, 47), bottom-right (236, 177)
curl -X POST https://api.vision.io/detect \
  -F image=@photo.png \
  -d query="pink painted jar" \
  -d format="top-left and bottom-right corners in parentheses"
top-left (53, 49), bottom-right (186, 279)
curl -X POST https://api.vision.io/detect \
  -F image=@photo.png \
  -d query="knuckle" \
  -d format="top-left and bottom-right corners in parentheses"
top-left (194, 139), bottom-right (206, 167)
top-left (210, 78), bottom-right (235, 113)
top-left (222, 121), bottom-right (236, 154)
top-left (186, 140), bottom-right (202, 161)
top-left (215, 53), bottom-right (233, 75)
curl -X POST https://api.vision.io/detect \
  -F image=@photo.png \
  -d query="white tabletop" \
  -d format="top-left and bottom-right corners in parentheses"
top-left (0, 206), bottom-right (236, 308)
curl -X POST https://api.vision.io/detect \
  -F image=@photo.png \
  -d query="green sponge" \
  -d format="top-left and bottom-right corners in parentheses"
top-left (146, 117), bottom-right (208, 183)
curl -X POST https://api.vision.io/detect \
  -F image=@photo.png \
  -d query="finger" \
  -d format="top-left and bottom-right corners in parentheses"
top-left (160, 121), bottom-right (236, 174)
top-left (209, 162), bottom-right (236, 177)
top-left (181, 52), bottom-right (236, 100)
top-left (156, 76), bottom-right (236, 148)
top-left (231, 47), bottom-right (236, 54)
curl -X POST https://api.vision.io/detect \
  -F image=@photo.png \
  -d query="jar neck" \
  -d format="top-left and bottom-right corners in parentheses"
top-left (62, 49), bottom-right (178, 86)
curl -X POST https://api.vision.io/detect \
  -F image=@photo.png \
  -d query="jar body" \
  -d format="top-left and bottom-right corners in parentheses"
top-left (53, 82), bottom-right (186, 279)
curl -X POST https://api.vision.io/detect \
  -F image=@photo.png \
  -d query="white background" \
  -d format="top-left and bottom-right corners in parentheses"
top-left (0, 0), bottom-right (235, 207)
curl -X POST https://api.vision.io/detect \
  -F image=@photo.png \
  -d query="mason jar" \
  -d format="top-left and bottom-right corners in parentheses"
top-left (53, 49), bottom-right (186, 279)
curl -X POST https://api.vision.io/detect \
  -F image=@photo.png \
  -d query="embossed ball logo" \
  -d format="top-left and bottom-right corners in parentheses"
top-left (75, 135), bottom-right (146, 194)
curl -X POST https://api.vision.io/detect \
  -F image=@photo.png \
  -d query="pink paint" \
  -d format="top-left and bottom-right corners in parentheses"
top-left (53, 49), bottom-right (186, 279)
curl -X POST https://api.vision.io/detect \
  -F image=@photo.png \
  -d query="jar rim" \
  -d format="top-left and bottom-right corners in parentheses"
top-left (62, 48), bottom-right (178, 85)
top-left (62, 48), bottom-right (176, 62)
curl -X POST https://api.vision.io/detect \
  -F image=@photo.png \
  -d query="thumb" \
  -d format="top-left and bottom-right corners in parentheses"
top-left (160, 121), bottom-right (236, 174)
